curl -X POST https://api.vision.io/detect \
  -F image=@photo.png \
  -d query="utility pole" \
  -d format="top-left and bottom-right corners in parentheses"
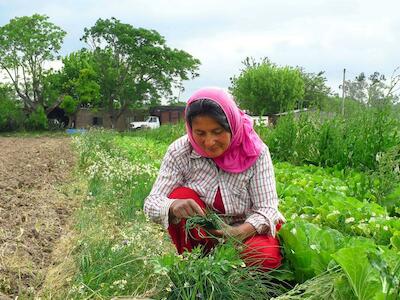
top-left (342, 68), bottom-right (346, 115)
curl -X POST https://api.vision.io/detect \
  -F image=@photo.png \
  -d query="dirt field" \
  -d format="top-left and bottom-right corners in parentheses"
top-left (0, 136), bottom-right (77, 298)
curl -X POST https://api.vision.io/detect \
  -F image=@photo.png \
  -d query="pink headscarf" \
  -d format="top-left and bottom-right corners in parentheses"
top-left (185, 87), bottom-right (264, 173)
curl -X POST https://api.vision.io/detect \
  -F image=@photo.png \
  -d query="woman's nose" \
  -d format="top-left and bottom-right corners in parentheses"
top-left (204, 136), bottom-right (215, 147)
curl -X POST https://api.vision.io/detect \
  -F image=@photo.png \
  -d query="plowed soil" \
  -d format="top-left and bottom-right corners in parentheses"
top-left (0, 136), bottom-right (76, 298)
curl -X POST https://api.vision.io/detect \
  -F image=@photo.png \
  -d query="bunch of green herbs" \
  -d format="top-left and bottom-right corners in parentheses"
top-left (154, 241), bottom-right (289, 300)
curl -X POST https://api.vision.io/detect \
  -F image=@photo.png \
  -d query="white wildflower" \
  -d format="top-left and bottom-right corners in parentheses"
top-left (112, 279), bottom-right (127, 290)
top-left (345, 217), bottom-right (355, 224)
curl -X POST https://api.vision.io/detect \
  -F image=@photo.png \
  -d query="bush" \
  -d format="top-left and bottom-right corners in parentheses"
top-left (24, 106), bottom-right (48, 130)
top-left (231, 58), bottom-right (305, 115)
top-left (262, 114), bottom-right (297, 162)
top-left (0, 96), bottom-right (24, 132)
top-left (372, 144), bottom-right (400, 213)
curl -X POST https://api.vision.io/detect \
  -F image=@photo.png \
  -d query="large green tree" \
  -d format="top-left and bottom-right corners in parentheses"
top-left (44, 49), bottom-right (101, 127)
top-left (230, 57), bottom-right (304, 115)
top-left (0, 14), bottom-right (66, 115)
top-left (81, 17), bottom-right (200, 128)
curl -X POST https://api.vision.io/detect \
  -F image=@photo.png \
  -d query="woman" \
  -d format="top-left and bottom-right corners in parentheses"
top-left (144, 87), bottom-right (285, 270)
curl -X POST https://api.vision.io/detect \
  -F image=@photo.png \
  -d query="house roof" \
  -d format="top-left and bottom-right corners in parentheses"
top-left (150, 105), bottom-right (186, 113)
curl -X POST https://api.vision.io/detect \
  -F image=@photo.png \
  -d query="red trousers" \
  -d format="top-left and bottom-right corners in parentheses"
top-left (167, 187), bottom-right (282, 270)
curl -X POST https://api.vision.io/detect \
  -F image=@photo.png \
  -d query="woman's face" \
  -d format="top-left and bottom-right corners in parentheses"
top-left (191, 115), bottom-right (231, 158)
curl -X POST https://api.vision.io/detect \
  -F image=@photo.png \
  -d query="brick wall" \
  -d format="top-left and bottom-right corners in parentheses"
top-left (74, 108), bottom-right (148, 131)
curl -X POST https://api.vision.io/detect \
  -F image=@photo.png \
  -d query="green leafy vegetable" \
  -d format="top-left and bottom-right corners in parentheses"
top-left (332, 247), bottom-right (382, 300)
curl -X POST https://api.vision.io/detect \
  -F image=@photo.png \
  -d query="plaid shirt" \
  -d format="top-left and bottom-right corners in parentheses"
top-left (144, 135), bottom-right (285, 237)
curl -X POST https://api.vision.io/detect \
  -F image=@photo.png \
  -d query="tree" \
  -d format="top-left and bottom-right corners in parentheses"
top-left (81, 17), bottom-right (200, 128)
top-left (0, 14), bottom-right (66, 115)
top-left (44, 50), bottom-right (101, 127)
top-left (345, 70), bottom-right (400, 105)
top-left (297, 69), bottom-right (331, 108)
top-left (230, 57), bottom-right (304, 115)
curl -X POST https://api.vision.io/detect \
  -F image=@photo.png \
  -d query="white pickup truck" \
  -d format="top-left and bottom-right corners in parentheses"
top-left (130, 116), bottom-right (160, 130)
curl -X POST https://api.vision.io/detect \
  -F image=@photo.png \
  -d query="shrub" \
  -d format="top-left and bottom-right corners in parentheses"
top-left (0, 96), bottom-right (24, 132)
top-left (264, 103), bottom-right (400, 172)
top-left (263, 114), bottom-right (297, 162)
top-left (24, 106), bottom-right (48, 130)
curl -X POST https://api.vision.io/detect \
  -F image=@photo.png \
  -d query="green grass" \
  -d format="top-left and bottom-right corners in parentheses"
top-left (0, 129), bottom-right (69, 138)
top-left (66, 128), bottom-right (174, 299)
top-left (122, 122), bottom-right (186, 146)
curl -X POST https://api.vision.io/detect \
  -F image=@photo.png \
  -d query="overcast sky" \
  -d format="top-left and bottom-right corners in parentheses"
top-left (1, 0), bottom-right (399, 103)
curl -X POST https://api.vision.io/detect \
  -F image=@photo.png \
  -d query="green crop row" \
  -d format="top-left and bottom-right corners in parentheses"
top-left (278, 220), bottom-right (400, 299)
top-left (275, 162), bottom-right (400, 248)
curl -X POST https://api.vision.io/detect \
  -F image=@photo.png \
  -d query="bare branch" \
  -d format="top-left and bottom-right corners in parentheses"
top-left (21, 65), bottom-right (31, 100)
top-left (385, 66), bottom-right (400, 98)
top-left (0, 62), bottom-right (18, 87)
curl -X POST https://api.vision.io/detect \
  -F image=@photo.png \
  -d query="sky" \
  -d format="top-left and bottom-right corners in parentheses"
top-left (1, 0), bottom-right (399, 103)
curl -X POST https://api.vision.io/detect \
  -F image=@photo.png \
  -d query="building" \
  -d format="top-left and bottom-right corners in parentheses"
top-left (72, 105), bottom-right (185, 131)
top-left (149, 106), bottom-right (185, 125)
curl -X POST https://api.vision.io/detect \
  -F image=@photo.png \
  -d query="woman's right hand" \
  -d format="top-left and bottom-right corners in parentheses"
top-left (169, 199), bottom-right (205, 219)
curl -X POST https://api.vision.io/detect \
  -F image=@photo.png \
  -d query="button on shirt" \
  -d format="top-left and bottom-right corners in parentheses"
top-left (143, 135), bottom-right (285, 237)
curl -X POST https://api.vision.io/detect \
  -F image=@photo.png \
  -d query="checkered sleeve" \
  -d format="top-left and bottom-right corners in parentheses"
top-left (143, 145), bottom-right (185, 229)
top-left (245, 147), bottom-right (284, 237)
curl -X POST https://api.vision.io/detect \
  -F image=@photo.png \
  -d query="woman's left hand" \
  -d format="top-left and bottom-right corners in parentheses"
top-left (208, 222), bottom-right (257, 241)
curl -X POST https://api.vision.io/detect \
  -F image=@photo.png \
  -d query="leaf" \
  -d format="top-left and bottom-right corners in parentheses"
top-left (332, 272), bottom-right (357, 300)
top-left (390, 231), bottom-right (400, 250)
top-left (367, 250), bottom-right (391, 294)
top-left (332, 247), bottom-right (382, 300)
top-left (279, 221), bottom-right (345, 282)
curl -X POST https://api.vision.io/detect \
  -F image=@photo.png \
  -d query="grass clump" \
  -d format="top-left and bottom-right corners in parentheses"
top-left (154, 241), bottom-right (288, 300)
top-left (272, 266), bottom-right (353, 300)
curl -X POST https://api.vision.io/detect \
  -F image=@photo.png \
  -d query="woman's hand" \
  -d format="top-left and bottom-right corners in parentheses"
top-left (209, 222), bottom-right (257, 241)
top-left (169, 199), bottom-right (205, 219)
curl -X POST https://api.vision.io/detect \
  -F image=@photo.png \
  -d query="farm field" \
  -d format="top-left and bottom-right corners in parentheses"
top-left (68, 128), bottom-right (399, 299)
top-left (1, 7), bottom-right (399, 300)
top-left (1, 128), bottom-right (399, 299)
top-left (0, 137), bottom-right (77, 298)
